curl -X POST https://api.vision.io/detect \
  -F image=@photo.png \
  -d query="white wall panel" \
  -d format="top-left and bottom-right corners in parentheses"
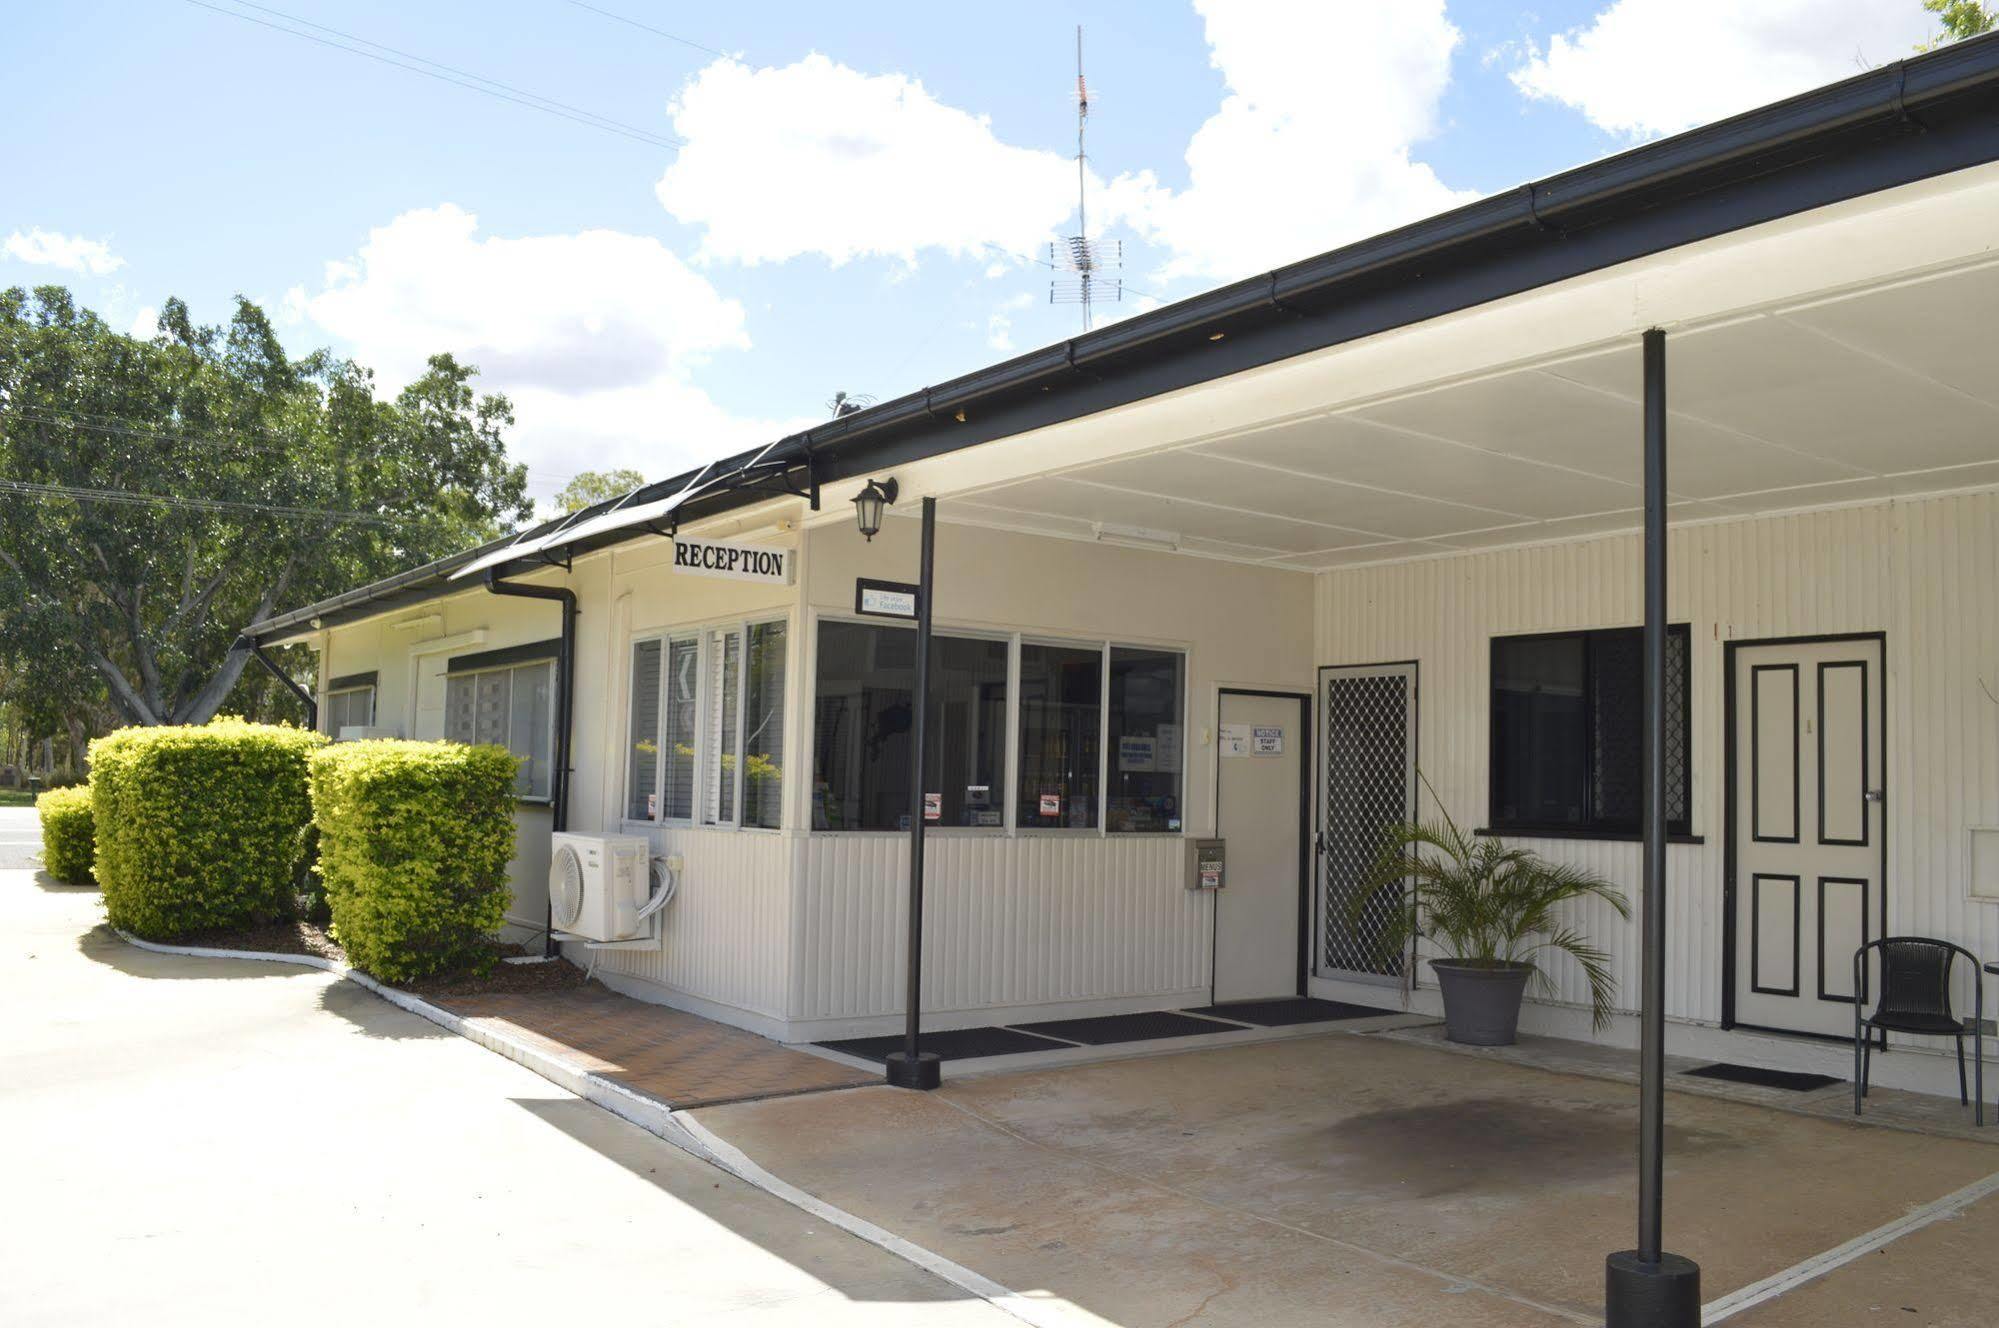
top-left (591, 827), bottom-right (791, 1020)
top-left (1314, 490), bottom-right (1999, 1026)
top-left (794, 835), bottom-right (1208, 1023)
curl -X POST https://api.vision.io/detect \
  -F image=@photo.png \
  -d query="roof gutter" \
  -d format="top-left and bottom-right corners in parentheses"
top-left (242, 35), bottom-right (1999, 643)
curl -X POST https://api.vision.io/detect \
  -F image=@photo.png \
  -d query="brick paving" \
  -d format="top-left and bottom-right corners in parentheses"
top-left (433, 984), bottom-right (874, 1108)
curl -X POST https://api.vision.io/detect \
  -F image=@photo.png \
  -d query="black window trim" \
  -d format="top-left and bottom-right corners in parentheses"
top-left (1485, 623), bottom-right (1694, 841)
top-left (805, 613), bottom-right (1190, 839)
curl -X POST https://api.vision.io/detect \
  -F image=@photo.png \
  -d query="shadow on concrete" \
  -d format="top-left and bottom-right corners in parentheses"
top-left (77, 923), bottom-right (317, 981)
top-left (316, 980), bottom-right (452, 1041)
top-left (31, 869), bottom-right (95, 893)
top-left (508, 1093), bottom-right (985, 1312)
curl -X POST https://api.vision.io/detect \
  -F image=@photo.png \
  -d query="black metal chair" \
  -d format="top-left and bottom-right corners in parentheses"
top-left (1853, 937), bottom-right (1982, 1126)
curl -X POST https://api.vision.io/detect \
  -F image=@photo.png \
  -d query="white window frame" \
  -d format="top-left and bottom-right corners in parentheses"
top-left (624, 615), bottom-right (787, 834)
top-left (443, 657), bottom-right (558, 804)
top-left (805, 613), bottom-right (1188, 840)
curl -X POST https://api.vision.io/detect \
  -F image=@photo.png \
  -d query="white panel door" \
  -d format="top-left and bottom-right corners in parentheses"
top-left (1732, 637), bottom-right (1884, 1036)
top-left (1214, 692), bottom-right (1305, 1003)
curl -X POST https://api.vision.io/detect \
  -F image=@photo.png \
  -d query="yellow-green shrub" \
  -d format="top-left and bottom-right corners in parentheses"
top-left (309, 740), bottom-right (517, 982)
top-left (37, 786), bottom-right (95, 884)
top-left (91, 720), bottom-right (326, 938)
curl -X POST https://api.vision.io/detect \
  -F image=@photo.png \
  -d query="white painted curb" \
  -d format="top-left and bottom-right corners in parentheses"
top-left (114, 930), bottom-right (1090, 1328)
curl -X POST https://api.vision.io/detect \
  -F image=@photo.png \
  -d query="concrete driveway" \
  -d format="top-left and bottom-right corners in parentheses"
top-left (699, 1031), bottom-right (1999, 1326)
top-left (0, 873), bottom-right (1020, 1328)
top-left (0, 803), bottom-right (43, 869)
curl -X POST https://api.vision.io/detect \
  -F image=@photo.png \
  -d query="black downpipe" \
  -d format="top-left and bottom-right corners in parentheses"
top-left (245, 638), bottom-right (318, 731)
top-left (483, 570), bottom-right (577, 959)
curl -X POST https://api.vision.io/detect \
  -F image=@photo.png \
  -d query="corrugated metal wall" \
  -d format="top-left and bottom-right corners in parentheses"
top-left (591, 827), bottom-right (791, 1019)
top-left (1314, 489), bottom-right (1999, 1024)
top-left (793, 834), bottom-right (1207, 1022)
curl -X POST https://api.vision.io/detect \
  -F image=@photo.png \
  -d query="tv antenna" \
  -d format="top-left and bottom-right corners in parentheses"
top-left (1050, 26), bottom-right (1120, 330)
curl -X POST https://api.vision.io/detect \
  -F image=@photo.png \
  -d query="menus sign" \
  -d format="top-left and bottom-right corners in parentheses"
top-left (673, 537), bottom-right (793, 584)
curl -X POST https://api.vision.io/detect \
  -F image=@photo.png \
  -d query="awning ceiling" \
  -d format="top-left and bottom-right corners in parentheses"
top-left (902, 163), bottom-right (1999, 572)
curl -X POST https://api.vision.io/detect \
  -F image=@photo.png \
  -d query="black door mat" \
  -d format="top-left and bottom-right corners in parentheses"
top-left (1683, 1062), bottom-right (1842, 1092)
top-left (1012, 1010), bottom-right (1250, 1044)
top-left (1185, 997), bottom-right (1397, 1026)
top-left (816, 1025), bottom-right (1077, 1063)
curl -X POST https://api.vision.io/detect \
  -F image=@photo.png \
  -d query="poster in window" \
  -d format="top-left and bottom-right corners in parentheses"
top-left (1038, 792), bottom-right (1060, 818)
top-left (923, 792), bottom-right (941, 822)
top-left (1117, 735), bottom-right (1156, 772)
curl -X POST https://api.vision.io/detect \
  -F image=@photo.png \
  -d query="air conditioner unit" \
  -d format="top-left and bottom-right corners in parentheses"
top-left (548, 833), bottom-right (652, 943)
top-left (336, 725), bottom-right (398, 742)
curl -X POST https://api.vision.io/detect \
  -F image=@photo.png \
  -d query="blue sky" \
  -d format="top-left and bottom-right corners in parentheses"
top-left (1, 1), bottom-right (1944, 506)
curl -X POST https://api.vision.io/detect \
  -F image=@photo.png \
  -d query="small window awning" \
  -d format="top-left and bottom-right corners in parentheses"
top-left (448, 439), bottom-right (811, 582)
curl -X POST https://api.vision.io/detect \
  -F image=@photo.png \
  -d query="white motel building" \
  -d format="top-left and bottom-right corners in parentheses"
top-left (242, 38), bottom-right (1999, 1096)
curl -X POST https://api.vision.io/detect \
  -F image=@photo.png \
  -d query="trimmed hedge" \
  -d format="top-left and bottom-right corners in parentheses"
top-left (309, 740), bottom-right (518, 982)
top-left (92, 720), bottom-right (326, 938)
top-left (37, 786), bottom-right (95, 884)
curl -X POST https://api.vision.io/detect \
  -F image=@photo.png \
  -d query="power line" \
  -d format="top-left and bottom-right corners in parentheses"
top-left (6, 405), bottom-right (578, 487)
top-left (180, 0), bottom-right (684, 151)
top-left (562, 1), bottom-right (729, 59)
top-left (0, 477), bottom-right (426, 527)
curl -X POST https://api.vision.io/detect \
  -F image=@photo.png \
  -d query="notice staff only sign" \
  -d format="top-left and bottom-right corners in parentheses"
top-left (672, 537), bottom-right (794, 585)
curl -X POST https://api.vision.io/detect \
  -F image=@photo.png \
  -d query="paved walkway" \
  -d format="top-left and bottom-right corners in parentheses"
top-left (0, 872), bottom-right (1019, 1327)
top-left (437, 984), bottom-right (875, 1107)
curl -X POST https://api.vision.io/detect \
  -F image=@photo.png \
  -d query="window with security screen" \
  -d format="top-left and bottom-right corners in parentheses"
top-left (1489, 625), bottom-right (1689, 836)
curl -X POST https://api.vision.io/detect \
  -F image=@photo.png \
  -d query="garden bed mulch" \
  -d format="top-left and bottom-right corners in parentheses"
top-left (170, 919), bottom-right (348, 964)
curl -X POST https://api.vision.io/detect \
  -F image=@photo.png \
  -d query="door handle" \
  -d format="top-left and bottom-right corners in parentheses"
top-left (1865, 789), bottom-right (1885, 803)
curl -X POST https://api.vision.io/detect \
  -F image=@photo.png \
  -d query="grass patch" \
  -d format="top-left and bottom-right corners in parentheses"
top-left (0, 789), bottom-right (38, 807)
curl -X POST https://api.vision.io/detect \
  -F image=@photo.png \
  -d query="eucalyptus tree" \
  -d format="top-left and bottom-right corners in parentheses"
top-left (0, 286), bottom-right (532, 727)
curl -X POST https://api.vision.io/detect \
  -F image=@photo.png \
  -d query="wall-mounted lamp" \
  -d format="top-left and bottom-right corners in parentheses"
top-left (852, 477), bottom-right (899, 541)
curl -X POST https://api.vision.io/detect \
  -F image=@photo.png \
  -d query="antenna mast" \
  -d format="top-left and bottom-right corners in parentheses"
top-left (1051, 25), bottom-right (1120, 330)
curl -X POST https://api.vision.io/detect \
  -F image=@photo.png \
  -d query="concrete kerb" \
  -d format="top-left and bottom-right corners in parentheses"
top-left (111, 930), bottom-right (1092, 1328)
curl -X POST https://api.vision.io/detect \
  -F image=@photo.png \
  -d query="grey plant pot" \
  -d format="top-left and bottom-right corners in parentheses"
top-left (1429, 959), bottom-right (1534, 1046)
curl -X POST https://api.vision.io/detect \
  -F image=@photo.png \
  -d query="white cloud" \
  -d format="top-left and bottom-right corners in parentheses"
top-left (986, 292), bottom-right (1033, 351)
top-left (1101, 0), bottom-right (1474, 284)
top-left (1511, 0), bottom-right (1935, 138)
top-left (3, 227), bottom-right (124, 275)
top-left (127, 306), bottom-right (157, 338)
top-left (297, 205), bottom-right (803, 480)
top-left (655, 54), bottom-right (1080, 266)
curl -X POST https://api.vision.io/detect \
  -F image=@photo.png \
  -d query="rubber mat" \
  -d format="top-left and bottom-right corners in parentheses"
top-left (1184, 997), bottom-right (1397, 1026)
top-left (1683, 1062), bottom-right (1842, 1092)
top-left (816, 1025), bottom-right (1077, 1062)
top-left (1011, 1010), bottom-right (1249, 1044)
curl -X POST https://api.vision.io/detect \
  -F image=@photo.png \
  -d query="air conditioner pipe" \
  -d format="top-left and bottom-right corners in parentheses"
top-left (242, 637), bottom-right (318, 731)
top-left (483, 569), bottom-right (577, 959)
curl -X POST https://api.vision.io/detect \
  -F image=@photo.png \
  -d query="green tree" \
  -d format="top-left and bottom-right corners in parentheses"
top-left (0, 286), bottom-right (532, 727)
top-left (1919, 0), bottom-right (1997, 48)
top-left (553, 467), bottom-right (646, 513)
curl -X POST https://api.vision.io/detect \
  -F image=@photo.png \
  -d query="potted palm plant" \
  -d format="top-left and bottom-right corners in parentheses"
top-left (1353, 801), bottom-right (1630, 1045)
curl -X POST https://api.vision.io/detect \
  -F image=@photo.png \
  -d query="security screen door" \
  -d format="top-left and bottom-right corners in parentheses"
top-left (1731, 637), bottom-right (1885, 1037)
top-left (1318, 663), bottom-right (1417, 985)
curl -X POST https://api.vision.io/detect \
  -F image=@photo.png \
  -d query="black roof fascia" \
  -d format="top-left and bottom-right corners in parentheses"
top-left (244, 37), bottom-right (1999, 646)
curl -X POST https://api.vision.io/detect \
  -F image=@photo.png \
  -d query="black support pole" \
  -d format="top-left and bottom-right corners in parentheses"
top-left (244, 638), bottom-right (318, 731)
top-left (886, 496), bottom-right (942, 1091)
top-left (1607, 329), bottom-right (1700, 1326)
